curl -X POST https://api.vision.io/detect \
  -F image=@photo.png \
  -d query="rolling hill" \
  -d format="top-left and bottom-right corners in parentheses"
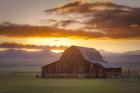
top-left (100, 50), bottom-right (140, 70)
top-left (0, 49), bottom-right (140, 71)
top-left (0, 49), bottom-right (61, 66)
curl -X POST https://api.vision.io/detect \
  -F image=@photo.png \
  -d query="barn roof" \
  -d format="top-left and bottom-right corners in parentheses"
top-left (74, 46), bottom-right (120, 68)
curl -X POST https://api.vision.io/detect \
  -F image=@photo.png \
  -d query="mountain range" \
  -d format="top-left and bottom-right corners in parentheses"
top-left (100, 50), bottom-right (140, 70)
top-left (0, 49), bottom-right (140, 71)
top-left (0, 49), bottom-right (61, 66)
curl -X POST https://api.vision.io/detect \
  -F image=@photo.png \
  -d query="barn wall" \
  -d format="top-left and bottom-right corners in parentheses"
top-left (41, 61), bottom-right (110, 78)
top-left (41, 61), bottom-right (121, 78)
top-left (105, 68), bottom-right (122, 78)
top-left (41, 46), bottom-right (121, 78)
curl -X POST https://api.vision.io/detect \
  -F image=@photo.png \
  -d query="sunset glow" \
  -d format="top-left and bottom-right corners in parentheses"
top-left (21, 49), bottom-right (42, 52)
top-left (51, 49), bottom-right (64, 53)
top-left (0, 36), bottom-right (140, 52)
top-left (0, 0), bottom-right (140, 53)
top-left (0, 0), bottom-right (140, 92)
top-left (27, 38), bottom-right (72, 46)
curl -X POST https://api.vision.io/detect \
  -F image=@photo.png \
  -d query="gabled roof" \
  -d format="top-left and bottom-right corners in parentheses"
top-left (73, 46), bottom-right (120, 68)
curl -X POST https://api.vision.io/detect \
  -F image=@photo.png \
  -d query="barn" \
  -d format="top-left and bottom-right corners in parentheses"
top-left (41, 46), bottom-right (121, 78)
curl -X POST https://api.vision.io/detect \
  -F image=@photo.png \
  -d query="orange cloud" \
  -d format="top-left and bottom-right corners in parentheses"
top-left (0, 42), bottom-right (68, 50)
top-left (0, 24), bottom-right (105, 39)
top-left (42, 1), bottom-right (140, 39)
top-left (0, 23), bottom-right (140, 39)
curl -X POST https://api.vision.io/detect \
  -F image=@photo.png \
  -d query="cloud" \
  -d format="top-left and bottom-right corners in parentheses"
top-left (43, 1), bottom-right (140, 39)
top-left (0, 24), bottom-right (105, 39)
top-left (0, 1), bottom-right (140, 39)
top-left (45, 1), bottom-right (132, 14)
top-left (0, 22), bottom-right (140, 39)
top-left (0, 42), bottom-right (68, 50)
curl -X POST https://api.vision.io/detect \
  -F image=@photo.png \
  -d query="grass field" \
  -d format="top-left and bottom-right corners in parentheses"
top-left (0, 66), bottom-right (140, 93)
top-left (0, 77), bottom-right (140, 93)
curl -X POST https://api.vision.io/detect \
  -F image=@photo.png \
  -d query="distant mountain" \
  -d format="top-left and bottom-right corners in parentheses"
top-left (0, 49), bottom-right (61, 66)
top-left (100, 50), bottom-right (140, 62)
top-left (0, 49), bottom-right (140, 71)
top-left (100, 50), bottom-right (140, 70)
top-left (126, 50), bottom-right (140, 55)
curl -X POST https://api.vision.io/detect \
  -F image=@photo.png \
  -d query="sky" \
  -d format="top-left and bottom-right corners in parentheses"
top-left (0, 0), bottom-right (140, 52)
top-left (0, 0), bottom-right (140, 25)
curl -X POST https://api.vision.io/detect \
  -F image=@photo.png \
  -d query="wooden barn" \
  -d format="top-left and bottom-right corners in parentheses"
top-left (41, 46), bottom-right (121, 78)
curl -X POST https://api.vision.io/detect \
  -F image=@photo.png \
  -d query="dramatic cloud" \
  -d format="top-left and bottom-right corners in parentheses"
top-left (0, 24), bottom-right (104, 39)
top-left (0, 1), bottom-right (140, 39)
top-left (0, 22), bottom-right (140, 39)
top-left (0, 42), bottom-right (68, 50)
top-left (43, 1), bottom-right (140, 39)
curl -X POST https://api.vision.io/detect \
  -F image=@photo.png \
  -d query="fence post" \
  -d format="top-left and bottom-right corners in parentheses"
top-left (137, 72), bottom-right (140, 80)
top-left (128, 68), bottom-right (130, 79)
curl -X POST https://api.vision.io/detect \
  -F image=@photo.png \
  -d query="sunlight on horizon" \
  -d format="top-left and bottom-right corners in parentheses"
top-left (0, 36), bottom-right (140, 53)
top-left (51, 49), bottom-right (64, 53)
top-left (27, 38), bottom-right (72, 46)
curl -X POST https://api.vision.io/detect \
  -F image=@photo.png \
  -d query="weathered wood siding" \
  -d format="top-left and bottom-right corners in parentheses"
top-left (41, 47), bottom-right (121, 78)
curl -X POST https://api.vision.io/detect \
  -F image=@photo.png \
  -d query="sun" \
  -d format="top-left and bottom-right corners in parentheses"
top-left (51, 49), bottom-right (64, 53)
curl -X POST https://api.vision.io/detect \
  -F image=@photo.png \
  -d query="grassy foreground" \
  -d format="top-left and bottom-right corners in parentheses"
top-left (0, 77), bottom-right (140, 93)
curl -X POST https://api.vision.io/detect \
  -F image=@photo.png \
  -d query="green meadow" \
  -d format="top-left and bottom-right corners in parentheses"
top-left (0, 66), bottom-right (140, 93)
top-left (0, 76), bottom-right (140, 93)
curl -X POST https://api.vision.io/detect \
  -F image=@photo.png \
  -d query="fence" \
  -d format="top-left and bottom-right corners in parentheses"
top-left (43, 72), bottom-right (140, 79)
top-left (0, 71), bottom-right (140, 80)
top-left (0, 71), bottom-right (40, 78)
top-left (43, 73), bottom-right (121, 79)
